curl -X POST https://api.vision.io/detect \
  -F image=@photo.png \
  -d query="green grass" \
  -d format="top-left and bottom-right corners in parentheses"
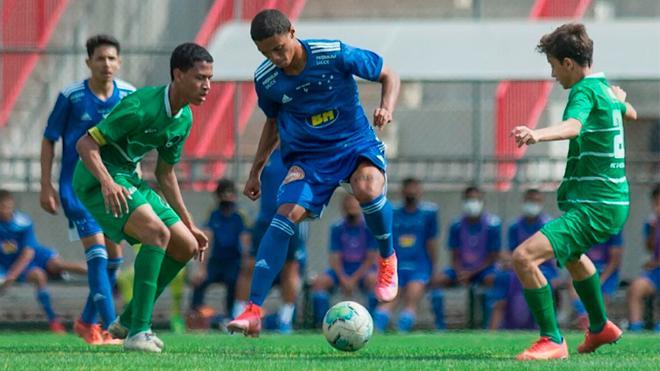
top-left (1, 331), bottom-right (659, 370)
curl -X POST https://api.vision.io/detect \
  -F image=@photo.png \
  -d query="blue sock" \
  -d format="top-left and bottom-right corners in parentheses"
top-left (312, 291), bottom-right (330, 326)
top-left (367, 293), bottom-right (378, 314)
top-left (431, 289), bottom-right (446, 330)
top-left (107, 257), bottom-right (123, 288)
top-left (628, 321), bottom-right (643, 332)
top-left (85, 245), bottom-right (116, 329)
top-left (249, 215), bottom-right (295, 306)
top-left (398, 309), bottom-right (415, 332)
top-left (572, 298), bottom-right (587, 316)
top-left (80, 293), bottom-right (97, 324)
top-left (360, 194), bottom-right (394, 258)
top-left (373, 309), bottom-right (390, 332)
top-left (654, 322), bottom-right (660, 332)
top-left (36, 289), bottom-right (57, 322)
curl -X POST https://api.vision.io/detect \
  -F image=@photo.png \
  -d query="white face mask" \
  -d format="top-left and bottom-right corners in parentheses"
top-left (463, 199), bottom-right (483, 217)
top-left (522, 202), bottom-right (543, 218)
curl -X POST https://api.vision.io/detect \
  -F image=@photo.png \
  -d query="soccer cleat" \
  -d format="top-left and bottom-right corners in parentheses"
top-left (124, 331), bottom-right (161, 353)
top-left (375, 253), bottom-right (398, 302)
top-left (74, 319), bottom-right (103, 344)
top-left (516, 337), bottom-right (569, 361)
top-left (108, 318), bottom-right (128, 340)
top-left (148, 331), bottom-right (165, 350)
top-left (577, 320), bottom-right (622, 354)
top-left (49, 319), bottom-right (67, 335)
top-left (227, 302), bottom-right (262, 337)
top-left (100, 330), bottom-right (123, 345)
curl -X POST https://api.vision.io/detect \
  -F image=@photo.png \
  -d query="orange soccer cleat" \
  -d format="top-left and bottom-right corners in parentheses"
top-left (577, 320), bottom-right (622, 354)
top-left (48, 319), bottom-right (67, 335)
top-left (375, 253), bottom-right (398, 302)
top-left (516, 337), bottom-right (569, 361)
top-left (74, 319), bottom-right (103, 345)
top-left (100, 330), bottom-right (123, 345)
top-left (226, 302), bottom-right (263, 337)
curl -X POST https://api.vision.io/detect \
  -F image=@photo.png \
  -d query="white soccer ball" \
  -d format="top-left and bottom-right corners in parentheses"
top-left (322, 301), bottom-right (373, 352)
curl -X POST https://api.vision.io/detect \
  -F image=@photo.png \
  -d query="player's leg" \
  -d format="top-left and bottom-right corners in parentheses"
top-left (373, 300), bottom-right (396, 332)
top-left (429, 268), bottom-right (456, 330)
top-left (233, 256), bottom-right (254, 318)
top-left (627, 275), bottom-right (656, 331)
top-left (512, 231), bottom-right (567, 360)
top-left (26, 267), bottom-right (64, 333)
top-left (190, 272), bottom-right (213, 311)
top-left (362, 271), bottom-right (378, 313)
top-left (312, 271), bottom-right (336, 326)
top-left (397, 281), bottom-right (426, 332)
top-left (105, 239), bottom-right (124, 296)
top-left (44, 255), bottom-right (87, 276)
top-left (278, 260), bottom-right (300, 333)
top-left (78, 233), bottom-right (116, 337)
top-left (567, 284), bottom-right (588, 329)
top-left (488, 270), bottom-right (512, 330)
top-left (350, 161), bottom-right (396, 302)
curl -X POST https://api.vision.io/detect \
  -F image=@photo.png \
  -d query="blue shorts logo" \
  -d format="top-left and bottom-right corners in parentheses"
top-left (307, 109), bottom-right (339, 128)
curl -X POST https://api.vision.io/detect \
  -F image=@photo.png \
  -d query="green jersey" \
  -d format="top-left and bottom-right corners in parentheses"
top-left (87, 84), bottom-right (192, 175)
top-left (557, 73), bottom-right (629, 211)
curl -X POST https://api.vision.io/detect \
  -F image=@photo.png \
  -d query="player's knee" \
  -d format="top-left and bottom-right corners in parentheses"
top-left (147, 224), bottom-right (171, 247)
top-left (276, 204), bottom-right (305, 224)
top-left (512, 248), bottom-right (532, 272)
top-left (28, 268), bottom-right (47, 286)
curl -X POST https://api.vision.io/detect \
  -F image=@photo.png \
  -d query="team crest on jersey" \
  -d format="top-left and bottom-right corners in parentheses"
top-left (283, 166), bottom-right (305, 184)
top-left (165, 135), bottom-right (182, 148)
top-left (307, 109), bottom-right (339, 128)
top-left (1, 241), bottom-right (17, 254)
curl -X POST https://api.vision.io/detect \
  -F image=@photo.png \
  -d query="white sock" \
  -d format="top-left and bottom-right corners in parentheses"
top-left (232, 301), bottom-right (247, 319)
top-left (278, 303), bottom-right (295, 325)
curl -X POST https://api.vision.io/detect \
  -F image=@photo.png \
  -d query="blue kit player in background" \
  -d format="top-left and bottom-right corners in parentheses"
top-left (569, 232), bottom-right (623, 330)
top-left (312, 194), bottom-right (378, 327)
top-left (489, 189), bottom-right (557, 330)
top-left (374, 178), bottom-right (439, 332)
top-left (229, 9), bottom-right (400, 337)
top-left (188, 179), bottom-right (249, 324)
top-left (432, 186), bottom-right (501, 329)
top-left (234, 147), bottom-right (308, 333)
top-left (40, 34), bottom-right (135, 345)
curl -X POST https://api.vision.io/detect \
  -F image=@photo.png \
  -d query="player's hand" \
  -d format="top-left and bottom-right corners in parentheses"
top-left (39, 184), bottom-right (60, 215)
top-left (101, 181), bottom-right (132, 217)
top-left (339, 275), bottom-right (353, 295)
top-left (0, 277), bottom-right (16, 293)
top-left (373, 107), bottom-right (392, 129)
top-left (512, 126), bottom-right (540, 148)
top-left (457, 270), bottom-right (472, 285)
top-left (611, 85), bottom-right (627, 102)
top-left (243, 176), bottom-right (261, 201)
top-left (190, 225), bottom-right (209, 262)
top-left (191, 269), bottom-right (207, 286)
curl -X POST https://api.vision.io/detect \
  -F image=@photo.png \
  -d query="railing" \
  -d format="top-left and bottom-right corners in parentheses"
top-left (2, 155), bottom-right (659, 191)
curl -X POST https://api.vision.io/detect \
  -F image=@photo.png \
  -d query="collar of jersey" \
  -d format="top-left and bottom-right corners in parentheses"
top-left (164, 84), bottom-right (184, 119)
top-left (584, 72), bottom-right (605, 79)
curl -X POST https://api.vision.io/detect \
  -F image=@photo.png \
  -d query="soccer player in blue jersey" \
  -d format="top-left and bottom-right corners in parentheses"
top-left (40, 35), bottom-right (134, 345)
top-left (490, 189), bottom-right (557, 330)
top-left (431, 186), bottom-right (501, 329)
top-left (627, 185), bottom-right (660, 332)
top-left (312, 194), bottom-right (378, 327)
top-left (373, 178), bottom-right (438, 332)
top-left (228, 9), bottom-right (400, 336)
top-left (0, 190), bottom-right (66, 333)
top-left (234, 147), bottom-right (307, 333)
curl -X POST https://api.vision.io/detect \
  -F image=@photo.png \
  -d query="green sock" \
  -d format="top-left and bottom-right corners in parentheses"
top-left (573, 273), bottom-right (607, 333)
top-left (128, 245), bottom-right (165, 336)
top-left (523, 284), bottom-right (563, 344)
top-left (120, 254), bottom-right (187, 328)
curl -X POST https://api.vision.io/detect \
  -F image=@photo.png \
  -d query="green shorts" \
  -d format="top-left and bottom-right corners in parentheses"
top-left (73, 164), bottom-right (180, 244)
top-left (540, 203), bottom-right (628, 268)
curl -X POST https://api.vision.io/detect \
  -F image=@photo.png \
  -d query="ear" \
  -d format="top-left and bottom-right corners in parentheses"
top-left (289, 27), bottom-right (296, 39)
top-left (85, 58), bottom-right (91, 69)
top-left (562, 57), bottom-right (574, 69)
top-left (173, 68), bottom-right (183, 82)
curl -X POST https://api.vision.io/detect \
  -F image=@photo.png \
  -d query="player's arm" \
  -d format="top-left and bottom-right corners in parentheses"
top-left (244, 117), bottom-right (279, 201)
top-left (512, 119), bottom-right (582, 147)
top-left (426, 238), bottom-right (438, 274)
top-left (349, 250), bottom-right (376, 282)
top-left (2, 247), bottom-right (35, 289)
top-left (599, 246), bottom-right (622, 283)
top-left (40, 93), bottom-right (70, 215)
top-left (155, 158), bottom-right (208, 260)
top-left (611, 85), bottom-right (638, 120)
top-left (373, 65), bottom-right (400, 129)
top-left (329, 252), bottom-right (347, 280)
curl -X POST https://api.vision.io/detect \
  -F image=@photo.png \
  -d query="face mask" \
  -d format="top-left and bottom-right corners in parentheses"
top-left (404, 195), bottom-right (418, 207)
top-left (219, 200), bottom-right (235, 209)
top-left (346, 214), bottom-right (360, 223)
top-left (522, 202), bottom-right (542, 218)
top-left (463, 199), bottom-right (483, 217)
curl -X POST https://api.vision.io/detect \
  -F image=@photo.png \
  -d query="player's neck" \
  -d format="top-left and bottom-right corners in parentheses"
top-left (570, 67), bottom-right (593, 87)
top-left (283, 42), bottom-right (306, 76)
top-left (88, 78), bottom-right (114, 100)
top-left (168, 83), bottom-right (186, 115)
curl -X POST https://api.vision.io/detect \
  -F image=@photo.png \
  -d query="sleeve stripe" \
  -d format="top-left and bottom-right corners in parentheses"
top-left (88, 127), bottom-right (107, 145)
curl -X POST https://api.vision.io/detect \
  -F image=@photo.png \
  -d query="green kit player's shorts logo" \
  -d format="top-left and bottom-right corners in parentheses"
top-left (165, 135), bottom-right (183, 148)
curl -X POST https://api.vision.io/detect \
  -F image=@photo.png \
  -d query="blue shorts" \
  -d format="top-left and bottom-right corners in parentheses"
top-left (539, 263), bottom-right (559, 283)
top-left (30, 246), bottom-right (58, 271)
top-left (643, 267), bottom-right (660, 291)
top-left (205, 260), bottom-right (241, 285)
top-left (444, 266), bottom-right (496, 286)
top-left (398, 268), bottom-right (431, 286)
top-left (278, 140), bottom-right (387, 218)
top-left (60, 185), bottom-right (102, 239)
top-left (251, 218), bottom-right (306, 264)
top-left (597, 270), bottom-right (619, 296)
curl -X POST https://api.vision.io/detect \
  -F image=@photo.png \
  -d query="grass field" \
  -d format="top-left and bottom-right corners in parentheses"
top-left (1, 331), bottom-right (659, 370)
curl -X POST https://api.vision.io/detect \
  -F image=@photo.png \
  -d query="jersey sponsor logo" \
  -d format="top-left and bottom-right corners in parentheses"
top-left (283, 166), bottom-right (305, 184)
top-left (282, 94), bottom-right (292, 104)
top-left (307, 109), bottom-right (339, 128)
top-left (398, 234), bottom-right (416, 248)
top-left (295, 82), bottom-right (311, 93)
top-left (1, 241), bottom-right (17, 254)
top-left (144, 128), bottom-right (158, 134)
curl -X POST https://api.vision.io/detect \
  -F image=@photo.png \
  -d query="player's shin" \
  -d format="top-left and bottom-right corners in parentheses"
top-left (523, 284), bottom-right (563, 344)
top-left (128, 245), bottom-right (165, 336)
top-left (360, 194), bottom-right (394, 258)
top-left (573, 273), bottom-right (607, 333)
top-left (86, 245), bottom-right (116, 329)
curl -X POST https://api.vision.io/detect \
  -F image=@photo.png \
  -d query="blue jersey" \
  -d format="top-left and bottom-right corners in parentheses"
top-left (329, 218), bottom-right (377, 273)
top-left (205, 208), bottom-right (247, 262)
top-left (508, 214), bottom-right (557, 275)
top-left (393, 202), bottom-right (439, 271)
top-left (644, 215), bottom-right (660, 261)
top-left (254, 39), bottom-right (384, 165)
top-left (258, 148), bottom-right (287, 222)
top-left (587, 232), bottom-right (623, 270)
top-left (0, 212), bottom-right (37, 269)
top-left (43, 79), bottom-right (135, 201)
top-left (448, 214), bottom-right (501, 271)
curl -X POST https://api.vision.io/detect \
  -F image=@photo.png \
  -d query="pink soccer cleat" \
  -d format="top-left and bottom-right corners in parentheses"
top-left (226, 302), bottom-right (263, 337)
top-left (375, 253), bottom-right (398, 302)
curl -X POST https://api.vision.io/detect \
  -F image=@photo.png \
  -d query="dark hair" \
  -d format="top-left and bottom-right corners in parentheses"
top-left (250, 9), bottom-right (291, 41)
top-left (215, 179), bottom-right (236, 196)
top-left (536, 23), bottom-right (593, 67)
top-left (86, 34), bottom-right (120, 58)
top-left (0, 189), bottom-right (12, 202)
top-left (463, 185), bottom-right (482, 199)
top-left (170, 43), bottom-right (214, 80)
top-left (652, 184), bottom-right (660, 199)
top-left (524, 188), bottom-right (541, 198)
top-left (402, 177), bottom-right (420, 188)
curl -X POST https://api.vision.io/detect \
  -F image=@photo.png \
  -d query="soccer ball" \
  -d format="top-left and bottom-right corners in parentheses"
top-left (322, 301), bottom-right (373, 352)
